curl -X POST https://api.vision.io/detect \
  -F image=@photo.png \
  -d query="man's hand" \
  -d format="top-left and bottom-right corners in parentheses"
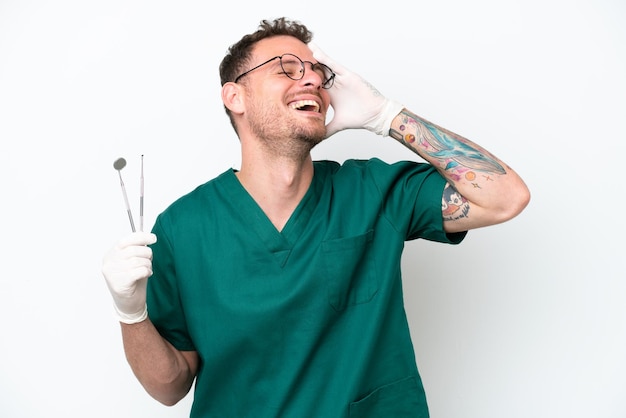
top-left (102, 232), bottom-right (157, 324)
top-left (309, 42), bottom-right (404, 138)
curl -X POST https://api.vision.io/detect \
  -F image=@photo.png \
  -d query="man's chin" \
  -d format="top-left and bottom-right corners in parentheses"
top-left (295, 126), bottom-right (326, 147)
top-left (305, 132), bottom-right (326, 148)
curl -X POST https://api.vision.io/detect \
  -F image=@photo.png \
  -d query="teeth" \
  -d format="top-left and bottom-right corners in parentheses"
top-left (289, 100), bottom-right (319, 112)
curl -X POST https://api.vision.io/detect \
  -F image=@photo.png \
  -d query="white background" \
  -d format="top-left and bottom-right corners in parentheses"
top-left (1, 0), bottom-right (624, 417)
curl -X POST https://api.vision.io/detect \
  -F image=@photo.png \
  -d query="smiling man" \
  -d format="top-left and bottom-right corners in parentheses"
top-left (102, 17), bottom-right (530, 418)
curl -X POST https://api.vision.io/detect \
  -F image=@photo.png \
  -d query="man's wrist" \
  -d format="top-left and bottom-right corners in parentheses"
top-left (113, 303), bottom-right (148, 324)
top-left (373, 100), bottom-right (404, 137)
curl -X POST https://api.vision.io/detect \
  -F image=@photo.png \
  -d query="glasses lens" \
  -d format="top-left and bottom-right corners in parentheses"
top-left (280, 55), bottom-right (304, 80)
top-left (315, 63), bottom-right (334, 89)
top-left (310, 63), bottom-right (329, 86)
top-left (279, 54), bottom-right (335, 89)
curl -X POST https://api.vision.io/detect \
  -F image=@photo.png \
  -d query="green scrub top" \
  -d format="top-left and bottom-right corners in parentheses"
top-left (147, 158), bottom-right (466, 418)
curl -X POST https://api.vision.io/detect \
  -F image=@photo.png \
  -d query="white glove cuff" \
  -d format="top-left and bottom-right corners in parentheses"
top-left (375, 99), bottom-right (405, 137)
top-left (113, 304), bottom-right (148, 324)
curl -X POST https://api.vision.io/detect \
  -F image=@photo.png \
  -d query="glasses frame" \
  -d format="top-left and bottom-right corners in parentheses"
top-left (233, 54), bottom-right (335, 89)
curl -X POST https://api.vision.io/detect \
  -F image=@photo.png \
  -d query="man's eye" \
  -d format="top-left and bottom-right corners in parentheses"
top-left (281, 64), bottom-right (301, 75)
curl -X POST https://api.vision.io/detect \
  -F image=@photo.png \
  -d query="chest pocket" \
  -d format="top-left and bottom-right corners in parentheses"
top-left (349, 376), bottom-right (426, 417)
top-left (321, 230), bottom-right (378, 311)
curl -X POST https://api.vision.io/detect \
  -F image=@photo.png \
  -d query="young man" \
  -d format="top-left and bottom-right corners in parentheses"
top-left (102, 17), bottom-right (530, 417)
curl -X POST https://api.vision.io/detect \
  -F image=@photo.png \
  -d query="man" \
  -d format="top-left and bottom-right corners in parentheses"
top-left (102, 17), bottom-right (530, 417)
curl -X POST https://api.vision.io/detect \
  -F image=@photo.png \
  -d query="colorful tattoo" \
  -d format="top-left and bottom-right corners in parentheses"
top-left (391, 111), bottom-right (507, 182)
top-left (442, 183), bottom-right (470, 221)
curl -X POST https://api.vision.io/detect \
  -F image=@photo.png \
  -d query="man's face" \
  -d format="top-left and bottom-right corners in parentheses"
top-left (239, 36), bottom-right (332, 157)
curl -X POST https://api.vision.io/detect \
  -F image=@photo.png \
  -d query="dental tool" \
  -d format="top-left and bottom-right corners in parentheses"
top-left (139, 155), bottom-right (144, 232)
top-left (113, 157), bottom-right (136, 232)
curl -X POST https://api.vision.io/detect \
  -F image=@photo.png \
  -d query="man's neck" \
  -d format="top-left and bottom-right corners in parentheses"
top-left (236, 155), bottom-right (314, 232)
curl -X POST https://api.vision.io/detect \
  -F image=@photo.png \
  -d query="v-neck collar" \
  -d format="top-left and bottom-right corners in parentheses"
top-left (218, 168), bottom-right (323, 267)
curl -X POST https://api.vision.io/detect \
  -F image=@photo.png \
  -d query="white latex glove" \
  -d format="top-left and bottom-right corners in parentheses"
top-left (101, 232), bottom-right (157, 324)
top-left (309, 42), bottom-right (404, 138)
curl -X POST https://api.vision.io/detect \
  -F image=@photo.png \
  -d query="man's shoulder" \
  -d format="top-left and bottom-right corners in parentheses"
top-left (314, 158), bottom-right (425, 177)
top-left (159, 169), bottom-right (233, 216)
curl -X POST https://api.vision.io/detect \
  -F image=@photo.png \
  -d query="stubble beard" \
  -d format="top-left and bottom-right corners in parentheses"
top-left (248, 100), bottom-right (326, 161)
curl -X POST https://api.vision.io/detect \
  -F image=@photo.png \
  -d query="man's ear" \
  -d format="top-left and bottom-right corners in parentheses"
top-left (221, 82), bottom-right (245, 115)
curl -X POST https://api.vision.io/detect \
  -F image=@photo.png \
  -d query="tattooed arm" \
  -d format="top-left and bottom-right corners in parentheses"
top-left (389, 110), bottom-right (530, 233)
top-left (309, 43), bottom-right (530, 231)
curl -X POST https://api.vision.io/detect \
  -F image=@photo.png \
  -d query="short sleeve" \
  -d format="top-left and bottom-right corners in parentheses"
top-left (363, 158), bottom-right (467, 244)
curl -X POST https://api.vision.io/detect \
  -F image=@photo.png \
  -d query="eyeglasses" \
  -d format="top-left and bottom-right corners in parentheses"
top-left (234, 54), bottom-right (335, 89)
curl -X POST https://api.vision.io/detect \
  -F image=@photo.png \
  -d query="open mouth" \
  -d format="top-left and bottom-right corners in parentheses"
top-left (289, 99), bottom-right (320, 113)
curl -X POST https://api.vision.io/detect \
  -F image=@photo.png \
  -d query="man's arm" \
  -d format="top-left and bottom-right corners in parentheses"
top-left (102, 232), bottom-right (198, 405)
top-left (389, 110), bottom-right (530, 232)
top-left (310, 43), bottom-right (530, 231)
top-left (121, 320), bottom-right (198, 406)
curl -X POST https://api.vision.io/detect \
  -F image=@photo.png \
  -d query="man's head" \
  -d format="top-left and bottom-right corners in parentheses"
top-left (220, 18), bottom-right (313, 89)
top-left (219, 18), bottom-right (333, 152)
